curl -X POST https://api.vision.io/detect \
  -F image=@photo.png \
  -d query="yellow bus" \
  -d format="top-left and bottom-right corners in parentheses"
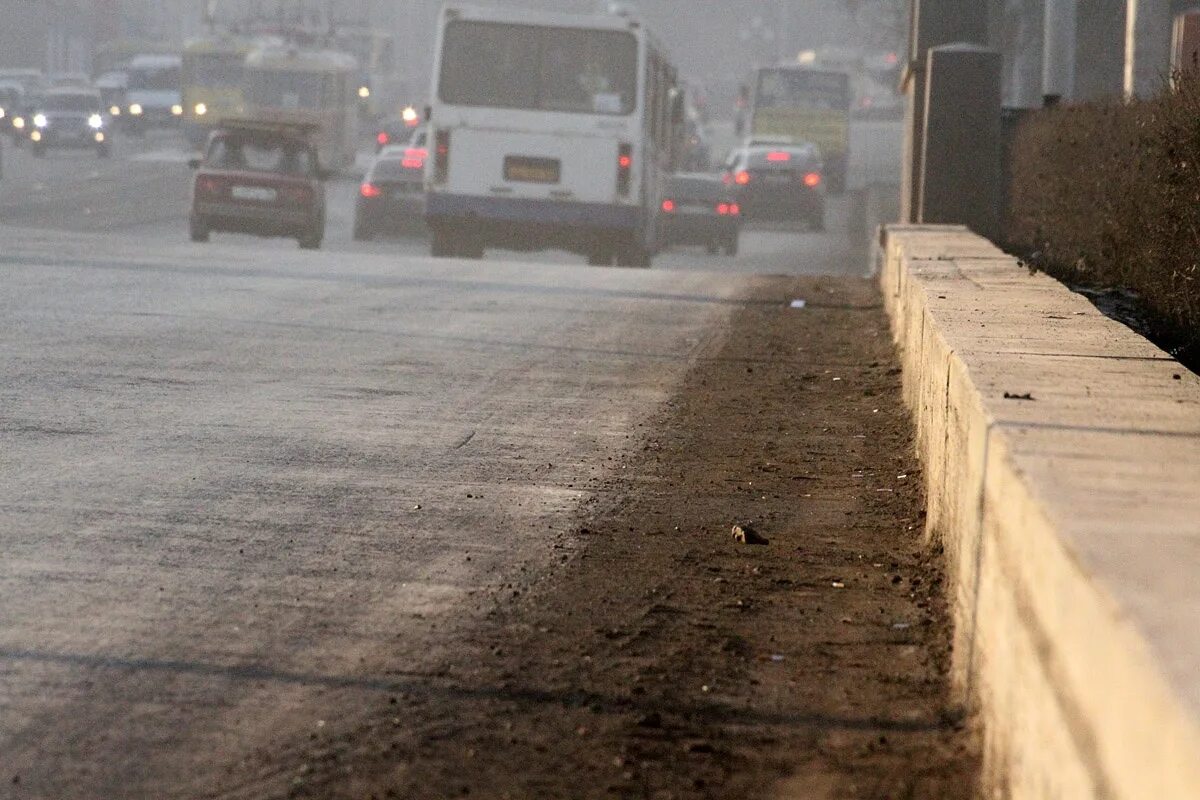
top-left (181, 35), bottom-right (255, 146)
top-left (244, 46), bottom-right (359, 171)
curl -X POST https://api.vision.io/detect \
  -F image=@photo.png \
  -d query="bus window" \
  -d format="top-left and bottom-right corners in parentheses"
top-left (439, 21), bottom-right (637, 116)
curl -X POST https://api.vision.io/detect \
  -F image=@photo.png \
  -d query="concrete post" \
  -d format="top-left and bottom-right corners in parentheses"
top-left (1042, 0), bottom-right (1076, 102)
top-left (902, 0), bottom-right (989, 222)
top-left (1125, 0), bottom-right (1173, 97)
top-left (1076, 0), bottom-right (1126, 100)
top-left (918, 44), bottom-right (1003, 241)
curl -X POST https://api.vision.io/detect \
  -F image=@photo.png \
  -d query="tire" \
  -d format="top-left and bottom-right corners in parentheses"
top-left (705, 241), bottom-right (719, 256)
top-left (32, 144), bottom-right (45, 158)
top-left (586, 245), bottom-right (614, 266)
top-left (353, 222), bottom-right (373, 242)
top-left (298, 229), bottom-right (323, 250)
top-left (97, 145), bottom-right (111, 159)
top-left (189, 216), bottom-right (210, 243)
top-left (724, 236), bottom-right (739, 257)
top-left (809, 210), bottom-right (826, 233)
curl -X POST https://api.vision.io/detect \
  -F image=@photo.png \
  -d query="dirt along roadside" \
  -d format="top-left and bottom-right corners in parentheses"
top-left (284, 274), bottom-right (980, 799)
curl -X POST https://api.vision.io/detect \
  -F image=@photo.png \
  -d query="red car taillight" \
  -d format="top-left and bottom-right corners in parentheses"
top-left (661, 198), bottom-right (676, 213)
top-left (434, 129), bottom-right (450, 183)
top-left (360, 182), bottom-right (381, 198)
top-left (803, 172), bottom-right (822, 188)
top-left (716, 202), bottom-right (741, 216)
top-left (195, 176), bottom-right (221, 197)
top-left (402, 147), bottom-right (427, 170)
top-left (734, 170), bottom-right (751, 185)
top-left (617, 144), bottom-right (632, 196)
top-left (376, 131), bottom-right (389, 147)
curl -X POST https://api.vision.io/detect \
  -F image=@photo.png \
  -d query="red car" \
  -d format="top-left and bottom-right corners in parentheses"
top-left (188, 121), bottom-right (327, 250)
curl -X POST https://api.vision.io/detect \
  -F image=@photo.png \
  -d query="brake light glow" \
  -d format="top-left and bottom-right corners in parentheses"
top-left (734, 171), bottom-right (751, 185)
top-left (730, 203), bottom-right (741, 216)
top-left (803, 172), bottom-right (822, 188)
top-left (617, 144), bottom-right (632, 196)
top-left (196, 176), bottom-right (221, 196)
top-left (376, 131), bottom-right (389, 146)
top-left (360, 182), bottom-right (382, 198)
top-left (402, 147), bottom-right (427, 169)
top-left (767, 151), bottom-right (791, 162)
top-left (661, 199), bottom-right (676, 213)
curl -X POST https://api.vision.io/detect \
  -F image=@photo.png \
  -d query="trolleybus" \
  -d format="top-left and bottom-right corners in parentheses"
top-left (244, 46), bottom-right (360, 171)
top-left (181, 34), bottom-right (257, 146)
top-left (425, 3), bottom-right (685, 265)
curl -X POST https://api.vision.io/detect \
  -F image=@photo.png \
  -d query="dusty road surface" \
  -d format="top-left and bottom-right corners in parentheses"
top-left (0, 135), bottom-right (977, 799)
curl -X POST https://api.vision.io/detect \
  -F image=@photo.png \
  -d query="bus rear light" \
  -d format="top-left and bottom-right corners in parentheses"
top-left (803, 172), bottom-right (822, 188)
top-left (360, 182), bottom-right (382, 198)
top-left (766, 151), bottom-right (791, 162)
top-left (661, 199), bottom-right (676, 213)
top-left (729, 203), bottom-right (741, 216)
top-left (376, 131), bottom-right (389, 146)
top-left (434, 130), bottom-right (451, 183)
top-left (617, 144), bottom-right (632, 196)
top-left (734, 171), bottom-right (751, 185)
top-left (716, 203), bottom-right (730, 215)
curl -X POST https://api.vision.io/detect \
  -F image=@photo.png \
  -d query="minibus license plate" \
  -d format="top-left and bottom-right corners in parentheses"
top-left (504, 156), bottom-right (561, 184)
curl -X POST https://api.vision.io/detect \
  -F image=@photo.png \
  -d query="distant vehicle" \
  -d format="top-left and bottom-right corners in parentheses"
top-left (49, 73), bottom-right (92, 89)
top-left (723, 142), bottom-right (824, 230)
top-left (331, 27), bottom-right (399, 117)
top-left (27, 88), bottom-right (111, 158)
top-left (743, 66), bottom-right (850, 194)
top-left (658, 173), bottom-right (741, 256)
top-left (7, 91), bottom-right (40, 146)
top-left (181, 35), bottom-right (255, 146)
top-left (425, 3), bottom-right (686, 265)
top-left (354, 131), bottom-right (428, 240)
top-left (0, 82), bottom-right (25, 136)
top-left (94, 71), bottom-right (128, 119)
top-left (373, 107), bottom-right (421, 152)
top-left (124, 54), bottom-right (183, 132)
top-left (0, 69), bottom-right (46, 96)
top-left (244, 46), bottom-right (359, 171)
top-left (187, 120), bottom-right (327, 249)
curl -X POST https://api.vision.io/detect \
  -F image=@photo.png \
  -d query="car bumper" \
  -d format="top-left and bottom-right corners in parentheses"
top-left (660, 213), bottom-right (739, 245)
top-left (193, 201), bottom-right (316, 235)
top-left (426, 193), bottom-right (640, 232)
top-left (738, 186), bottom-right (823, 221)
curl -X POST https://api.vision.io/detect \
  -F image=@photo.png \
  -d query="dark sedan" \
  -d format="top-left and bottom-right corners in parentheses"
top-left (723, 143), bottom-right (825, 230)
top-left (354, 133), bottom-right (427, 241)
top-left (657, 173), bottom-right (741, 256)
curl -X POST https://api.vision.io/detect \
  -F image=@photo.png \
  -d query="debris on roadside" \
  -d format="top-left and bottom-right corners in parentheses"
top-left (732, 524), bottom-right (769, 545)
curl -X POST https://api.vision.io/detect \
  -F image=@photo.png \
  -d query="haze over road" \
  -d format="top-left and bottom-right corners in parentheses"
top-left (0, 131), bottom-right (977, 798)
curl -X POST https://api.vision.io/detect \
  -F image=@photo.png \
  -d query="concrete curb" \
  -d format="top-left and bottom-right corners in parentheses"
top-left (880, 225), bottom-right (1200, 799)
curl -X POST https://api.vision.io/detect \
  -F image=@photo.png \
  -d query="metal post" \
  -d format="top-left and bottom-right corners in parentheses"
top-left (1042, 0), bottom-right (1076, 103)
top-left (1125, 0), bottom-right (1172, 98)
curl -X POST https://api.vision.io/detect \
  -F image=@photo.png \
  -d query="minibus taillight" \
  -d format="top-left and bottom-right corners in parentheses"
top-left (617, 144), bottom-right (632, 196)
top-left (434, 129), bottom-right (451, 184)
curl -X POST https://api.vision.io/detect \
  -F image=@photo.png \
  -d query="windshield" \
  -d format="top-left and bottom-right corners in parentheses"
top-left (206, 136), bottom-right (316, 176)
top-left (756, 69), bottom-right (849, 111)
top-left (439, 20), bottom-right (637, 116)
top-left (249, 70), bottom-right (331, 110)
top-left (42, 94), bottom-right (99, 112)
top-left (187, 54), bottom-right (244, 88)
top-left (128, 66), bottom-right (180, 91)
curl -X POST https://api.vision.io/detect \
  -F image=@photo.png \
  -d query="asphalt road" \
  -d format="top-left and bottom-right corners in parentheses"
top-left (0, 131), bottom-right (972, 798)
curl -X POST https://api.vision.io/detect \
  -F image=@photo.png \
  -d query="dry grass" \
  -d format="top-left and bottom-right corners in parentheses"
top-left (1007, 77), bottom-right (1200, 365)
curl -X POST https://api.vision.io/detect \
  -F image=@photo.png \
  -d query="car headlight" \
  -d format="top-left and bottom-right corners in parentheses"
top-left (0, 107), bottom-right (6, 119)
top-left (194, 102), bottom-right (207, 116)
top-left (33, 113), bottom-right (48, 128)
top-left (88, 113), bottom-right (104, 129)
top-left (358, 86), bottom-right (370, 99)
top-left (109, 105), bottom-right (121, 116)
top-left (13, 116), bottom-right (25, 130)
top-left (171, 104), bottom-right (183, 116)
top-left (129, 103), bottom-right (143, 115)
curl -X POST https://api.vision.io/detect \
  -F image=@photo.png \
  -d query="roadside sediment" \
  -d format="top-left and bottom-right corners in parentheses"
top-left (277, 273), bottom-right (980, 799)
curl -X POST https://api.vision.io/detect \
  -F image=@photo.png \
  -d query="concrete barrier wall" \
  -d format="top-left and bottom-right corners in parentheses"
top-left (880, 225), bottom-right (1200, 799)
